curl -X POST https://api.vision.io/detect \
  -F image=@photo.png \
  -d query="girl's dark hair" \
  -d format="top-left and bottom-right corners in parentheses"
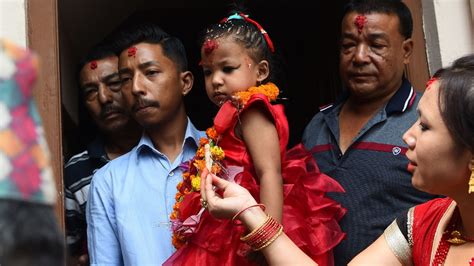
top-left (199, 8), bottom-right (282, 86)
top-left (437, 54), bottom-right (474, 152)
top-left (343, 0), bottom-right (413, 39)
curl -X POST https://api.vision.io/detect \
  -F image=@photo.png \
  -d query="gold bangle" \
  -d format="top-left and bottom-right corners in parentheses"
top-left (254, 225), bottom-right (283, 251)
top-left (240, 215), bottom-right (271, 242)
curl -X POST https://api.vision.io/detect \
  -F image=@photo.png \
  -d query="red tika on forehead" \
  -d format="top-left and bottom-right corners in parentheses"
top-left (354, 15), bottom-right (368, 33)
top-left (90, 61), bottom-right (97, 70)
top-left (425, 77), bottom-right (438, 90)
top-left (128, 46), bottom-right (137, 57)
top-left (203, 39), bottom-right (219, 55)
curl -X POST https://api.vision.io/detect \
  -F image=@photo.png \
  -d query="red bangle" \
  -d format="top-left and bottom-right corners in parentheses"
top-left (232, 204), bottom-right (266, 225)
top-left (240, 215), bottom-right (283, 251)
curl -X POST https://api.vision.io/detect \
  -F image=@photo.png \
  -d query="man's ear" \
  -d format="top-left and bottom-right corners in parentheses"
top-left (181, 71), bottom-right (194, 96)
top-left (256, 60), bottom-right (270, 83)
top-left (402, 38), bottom-right (413, 65)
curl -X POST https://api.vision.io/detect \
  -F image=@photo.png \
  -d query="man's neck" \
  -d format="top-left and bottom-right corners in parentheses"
top-left (146, 113), bottom-right (188, 163)
top-left (338, 81), bottom-right (401, 154)
top-left (103, 126), bottom-right (141, 160)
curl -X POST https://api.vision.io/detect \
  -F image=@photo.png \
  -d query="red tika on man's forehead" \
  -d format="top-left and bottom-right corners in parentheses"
top-left (90, 61), bottom-right (98, 70)
top-left (128, 46), bottom-right (137, 57)
top-left (354, 15), bottom-right (368, 33)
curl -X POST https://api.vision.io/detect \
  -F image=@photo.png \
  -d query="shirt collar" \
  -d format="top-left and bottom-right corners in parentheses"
top-left (136, 117), bottom-right (201, 154)
top-left (321, 77), bottom-right (416, 116)
top-left (384, 77), bottom-right (416, 115)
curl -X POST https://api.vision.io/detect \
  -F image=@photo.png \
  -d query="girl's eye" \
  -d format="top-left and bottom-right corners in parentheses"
top-left (223, 66), bottom-right (236, 73)
top-left (203, 69), bottom-right (211, 76)
top-left (419, 122), bottom-right (429, 131)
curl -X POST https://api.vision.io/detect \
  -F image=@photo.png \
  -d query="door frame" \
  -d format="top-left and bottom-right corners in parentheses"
top-left (26, 0), bottom-right (64, 227)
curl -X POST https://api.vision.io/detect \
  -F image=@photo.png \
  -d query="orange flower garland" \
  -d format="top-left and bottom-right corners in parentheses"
top-left (171, 127), bottom-right (225, 249)
top-left (233, 82), bottom-right (279, 106)
top-left (170, 82), bottom-right (280, 249)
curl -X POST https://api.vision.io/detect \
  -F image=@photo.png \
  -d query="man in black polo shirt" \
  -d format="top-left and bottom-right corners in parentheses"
top-left (302, 1), bottom-right (438, 265)
top-left (64, 43), bottom-right (141, 265)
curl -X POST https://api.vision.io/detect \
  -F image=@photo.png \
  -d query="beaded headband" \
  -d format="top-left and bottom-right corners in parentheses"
top-left (221, 13), bottom-right (275, 53)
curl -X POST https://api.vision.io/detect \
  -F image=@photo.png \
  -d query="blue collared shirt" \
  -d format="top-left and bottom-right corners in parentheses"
top-left (87, 119), bottom-right (204, 265)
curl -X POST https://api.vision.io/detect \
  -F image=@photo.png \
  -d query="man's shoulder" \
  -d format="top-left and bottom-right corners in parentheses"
top-left (302, 106), bottom-right (335, 147)
top-left (91, 148), bottom-right (136, 182)
top-left (65, 150), bottom-right (90, 168)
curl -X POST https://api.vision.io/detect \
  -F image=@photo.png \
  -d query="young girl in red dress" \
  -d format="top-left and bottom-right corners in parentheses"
top-left (165, 10), bottom-right (346, 266)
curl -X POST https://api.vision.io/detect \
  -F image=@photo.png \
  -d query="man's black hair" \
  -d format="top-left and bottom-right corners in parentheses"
top-left (343, 0), bottom-right (413, 39)
top-left (108, 21), bottom-right (189, 72)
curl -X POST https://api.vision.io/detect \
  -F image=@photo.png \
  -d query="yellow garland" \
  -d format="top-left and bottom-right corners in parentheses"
top-left (170, 82), bottom-right (280, 249)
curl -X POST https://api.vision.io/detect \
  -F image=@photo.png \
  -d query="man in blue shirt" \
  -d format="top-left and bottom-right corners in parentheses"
top-left (86, 22), bottom-right (204, 265)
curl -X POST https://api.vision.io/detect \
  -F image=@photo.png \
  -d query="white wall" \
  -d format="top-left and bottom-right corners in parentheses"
top-left (433, 0), bottom-right (473, 67)
top-left (0, 0), bottom-right (26, 46)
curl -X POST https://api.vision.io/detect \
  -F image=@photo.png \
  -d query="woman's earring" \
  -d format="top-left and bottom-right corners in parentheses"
top-left (469, 160), bottom-right (474, 194)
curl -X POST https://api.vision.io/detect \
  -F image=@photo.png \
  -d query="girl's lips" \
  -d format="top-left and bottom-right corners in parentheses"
top-left (407, 162), bottom-right (417, 174)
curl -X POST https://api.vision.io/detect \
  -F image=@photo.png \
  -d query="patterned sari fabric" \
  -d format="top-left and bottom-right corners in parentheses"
top-left (0, 39), bottom-right (55, 205)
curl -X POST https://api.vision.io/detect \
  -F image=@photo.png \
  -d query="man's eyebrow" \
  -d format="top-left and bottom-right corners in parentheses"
top-left (367, 32), bottom-right (389, 40)
top-left (102, 72), bottom-right (120, 82)
top-left (138, 61), bottom-right (160, 70)
top-left (342, 32), bottom-right (357, 39)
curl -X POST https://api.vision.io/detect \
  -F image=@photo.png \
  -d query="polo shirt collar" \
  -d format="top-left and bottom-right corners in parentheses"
top-left (321, 77), bottom-right (416, 117)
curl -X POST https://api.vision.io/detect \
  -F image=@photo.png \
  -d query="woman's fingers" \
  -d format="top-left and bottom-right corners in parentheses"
top-left (200, 168), bottom-right (209, 201)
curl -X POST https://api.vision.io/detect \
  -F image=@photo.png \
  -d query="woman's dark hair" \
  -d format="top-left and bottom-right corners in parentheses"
top-left (343, 0), bottom-right (413, 39)
top-left (108, 21), bottom-right (189, 72)
top-left (199, 8), bottom-right (283, 86)
top-left (438, 54), bottom-right (474, 152)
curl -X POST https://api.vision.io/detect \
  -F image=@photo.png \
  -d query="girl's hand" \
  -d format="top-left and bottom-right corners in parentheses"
top-left (201, 169), bottom-right (257, 219)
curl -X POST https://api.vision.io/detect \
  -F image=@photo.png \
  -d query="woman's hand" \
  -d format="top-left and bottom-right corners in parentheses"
top-left (200, 169), bottom-right (257, 219)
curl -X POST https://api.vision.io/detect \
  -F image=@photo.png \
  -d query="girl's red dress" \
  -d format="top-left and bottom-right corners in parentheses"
top-left (165, 94), bottom-right (346, 266)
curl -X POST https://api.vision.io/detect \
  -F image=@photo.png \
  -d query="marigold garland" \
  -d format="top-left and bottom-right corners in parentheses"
top-left (233, 82), bottom-right (279, 107)
top-left (171, 127), bottom-right (225, 249)
top-left (170, 82), bottom-right (280, 249)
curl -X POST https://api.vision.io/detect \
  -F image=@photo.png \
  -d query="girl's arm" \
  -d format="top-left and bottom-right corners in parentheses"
top-left (202, 170), bottom-right (316, 266)
top-left (240, 104), bottom-right (283, 222)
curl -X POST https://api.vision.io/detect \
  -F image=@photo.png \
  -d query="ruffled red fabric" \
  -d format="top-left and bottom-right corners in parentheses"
top-left (164, 94), bottom-right (346, 266)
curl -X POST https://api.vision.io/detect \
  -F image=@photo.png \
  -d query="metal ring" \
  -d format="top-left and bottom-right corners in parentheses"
top-left (200, 198), bottom-right (208, 209)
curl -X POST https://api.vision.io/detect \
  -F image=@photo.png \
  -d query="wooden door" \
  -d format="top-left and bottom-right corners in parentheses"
top-left (26, 0), bottom-right (64, 228)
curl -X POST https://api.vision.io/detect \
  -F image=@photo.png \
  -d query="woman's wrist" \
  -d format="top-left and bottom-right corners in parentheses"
top-left (238, 204), bottom-right (268, 230)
